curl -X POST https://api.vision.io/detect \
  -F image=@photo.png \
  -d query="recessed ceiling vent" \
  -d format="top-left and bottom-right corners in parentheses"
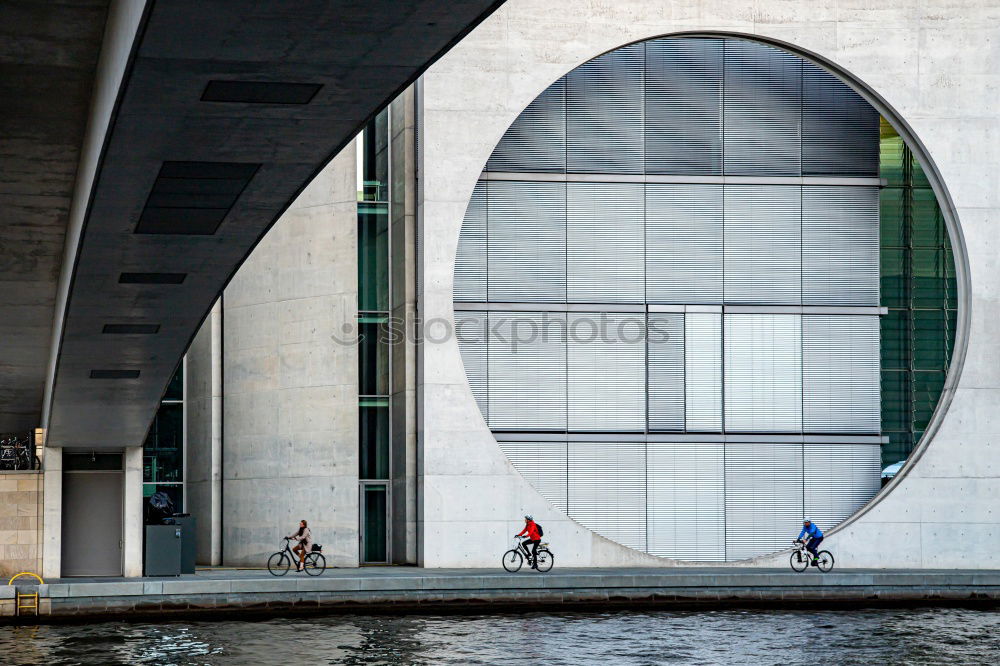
top-left (102, 324), bottom-right (160, 334)
top-left (90, 369), bottom-right (141, 379)
top-left (135, 161), bottom-right (260, 235)
top-left (201, 80), bottom-right (322, 104)
top-left (119, 272), bottom-right (187, 284)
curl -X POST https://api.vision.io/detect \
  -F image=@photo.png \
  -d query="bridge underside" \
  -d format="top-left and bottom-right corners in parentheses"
top-left (0, 0), bottom-right (502, 448)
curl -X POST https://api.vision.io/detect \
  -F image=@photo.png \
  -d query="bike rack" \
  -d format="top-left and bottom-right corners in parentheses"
top-left (8, 572), bottom-right (44, 617)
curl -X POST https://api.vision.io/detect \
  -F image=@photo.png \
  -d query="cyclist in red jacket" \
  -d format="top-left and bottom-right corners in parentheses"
top-left (516, 515), bottom-right (542, 569)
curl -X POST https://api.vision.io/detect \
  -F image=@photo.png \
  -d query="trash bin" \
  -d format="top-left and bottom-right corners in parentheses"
top-left (144, 524), bottom-right (182, 576)
top-left (144, 491), bottom-right (181, 576)
top-left (171, 514), bottom-right (197, 574)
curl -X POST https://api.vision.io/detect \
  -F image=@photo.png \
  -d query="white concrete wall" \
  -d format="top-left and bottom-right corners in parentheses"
top-left (185, 301), bottom-right (223, 565)
top-left (220, 144), bottom-right (360, 567)
top-left (419, 0), bottom-right (997, 568)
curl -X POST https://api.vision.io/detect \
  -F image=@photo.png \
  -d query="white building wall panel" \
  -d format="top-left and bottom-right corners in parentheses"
top-left (647, 313), bottom-right (685, 431)
top-left (685, 312), bottom-right (723, 432)
top-left (803, 315), bottom-right (881, 433)
top-left (499, 441), bottom-right (569, 514)
top-left (804, 443), bottom-right (881, 532)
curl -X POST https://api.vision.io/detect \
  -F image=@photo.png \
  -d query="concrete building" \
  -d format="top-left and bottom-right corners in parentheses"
top-left (2, 0), bottom-right (999, 577)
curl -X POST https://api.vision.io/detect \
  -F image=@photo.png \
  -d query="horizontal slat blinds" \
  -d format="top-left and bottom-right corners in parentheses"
top-left (487, 78), bottom-right (566, 173)
top-left (802, 64), bottom-right (879, 176)
top-left (645, 37), bottom-right (722, 175)
top-left (725, 442), bottom-right (804, 560)
top-left (646, 184), bottom-right (723, 304)
top-left (723, 39), bottom-right (801, 176)
top-left (804, 443), bottom-right (881, 530)
top-left (568, 442), bottom-right (646, 551)
top-left (647, 443), bottom-right (725, 560)
top-left (487, 180), bottom-right (566, 302)
top-left (802, 186), bottom-right (879, 306)
top-left (724, 314), bottom-right (802, 432)
top-left (454, 311), bottom-right (488, 420)
top-left (487, 312), bottom-right (567, 430)
top-left (567, 43), bottom-right (644, 174)
top-left (803, 315), bottom-right (881, 433)
top-left (454, 180), bottom-right (487, 301)
top-left (724, 185), bottom-right (802, 305)
top-left (648, 313), bottom-right (685, 431)
top-left (685, 312), bottom-right (723, 432)
top-left (567, 182), bottom-right (645, 303)
top-left (567, 313), bottom-right (646, 431)
top-left (498, 441), bottom-right (568, 513)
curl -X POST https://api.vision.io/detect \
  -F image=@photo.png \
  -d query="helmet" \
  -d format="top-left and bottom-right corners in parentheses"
top-left (803, 518), bottom-right (812, 523)
top-left (524, 515), bottom-right (533, 521)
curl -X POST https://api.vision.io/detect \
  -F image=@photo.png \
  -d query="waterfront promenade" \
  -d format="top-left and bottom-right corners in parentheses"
top-left (3, 567), bottom-right (999, 621)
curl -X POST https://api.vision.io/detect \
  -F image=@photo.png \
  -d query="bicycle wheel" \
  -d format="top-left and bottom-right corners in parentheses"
top-left (816, 550), bottom-right (835, 572)
top-left (789, 550), bottom-right (809, 572)
top-left (535, 549), bottom-right (554, 572)
top-left (502, 549), bottom-right (523, 572)
top-left (267, 552), bottom-right (291, 576)
top-left (304, 552), bottom-right (326, 576)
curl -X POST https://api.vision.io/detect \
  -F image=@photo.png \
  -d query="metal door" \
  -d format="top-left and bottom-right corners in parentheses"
top-left (62, 469), bottom-right (124, 576)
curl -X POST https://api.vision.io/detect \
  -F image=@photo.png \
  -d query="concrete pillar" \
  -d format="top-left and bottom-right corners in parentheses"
top-left (390, 86), bottom-right (419, 564)
top-left (41, 447), bottom-right (61, 579)
top-left (220, 143), bottom-right (360, 566)
top-left (185, 300), bottom-right (223, 565)
top-left (122, 446), bottom-right (143, 577)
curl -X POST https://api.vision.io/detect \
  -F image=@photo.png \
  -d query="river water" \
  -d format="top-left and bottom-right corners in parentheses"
top-left (2, 607), bottom-right (999, 665)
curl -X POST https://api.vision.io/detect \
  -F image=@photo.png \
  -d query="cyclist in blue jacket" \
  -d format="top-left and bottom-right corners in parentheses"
top-left (797, 518), bottom-right (824, 565)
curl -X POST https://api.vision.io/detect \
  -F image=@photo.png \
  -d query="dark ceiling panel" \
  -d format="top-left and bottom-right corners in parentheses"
top-left (118, 273), bottom-right (187, 284)
top-left (202, 80), bottom-right (323, 104)
top-left (89, 370), bottom-right (141, 379)
top-left (102, 324), bottom-right (161, 334)
top-left (135, 161), bottom-right (261, 234)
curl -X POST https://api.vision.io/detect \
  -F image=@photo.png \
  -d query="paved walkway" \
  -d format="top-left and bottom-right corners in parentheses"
top-left (5, 567), bottom-right (1000, 621)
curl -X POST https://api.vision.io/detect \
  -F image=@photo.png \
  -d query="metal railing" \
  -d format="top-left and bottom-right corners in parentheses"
top-left (0, 430), bottom-right (40, 471)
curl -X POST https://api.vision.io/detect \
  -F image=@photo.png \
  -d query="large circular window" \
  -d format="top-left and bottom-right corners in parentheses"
top-left (452, 36), bottom-right (957, 561)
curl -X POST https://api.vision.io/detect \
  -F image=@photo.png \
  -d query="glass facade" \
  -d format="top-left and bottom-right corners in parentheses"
top-left (879, 119), bottom-right (957, 466)
top-left (452, 36), bottom-right (943, 561)
top-left (143, 366), bottom-right (184, 511)
top-left (357, 109), bottom-right (391, 562)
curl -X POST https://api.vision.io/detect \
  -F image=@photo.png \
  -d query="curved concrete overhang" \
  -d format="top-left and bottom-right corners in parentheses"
top-left (36, 0), bottom-right (505, 448)
top-left (0, 0), bottom-right (111, 433)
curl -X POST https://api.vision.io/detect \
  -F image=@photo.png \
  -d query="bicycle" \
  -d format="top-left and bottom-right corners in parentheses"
top-left (0, 434), bottom-right (39, 471)
top-left (789, 539), bottom-right (834, 572)
top-left (502, 535), bottom-right (554, 572)
top-left (267, 537), bottom-right (326, 576)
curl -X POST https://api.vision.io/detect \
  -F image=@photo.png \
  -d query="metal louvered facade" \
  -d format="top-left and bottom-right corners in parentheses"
top-left (568, 442), bottom-right (647, 551)
top-left (724, 314), bottom-right (803, 433)
top-left (803, 443), bottom-right (882, 529)
top-left (567, 312), bottom-right (646, 431)
top-left (724, 185), bottom-right (802, 305)
top-left (488, 79), bottom-right (566, 173)
top-left (567, 44), bottom-right (644, 174)
top-left (723, 40), bottom-right (801, 176)
top-left (647, 313), bottom-right (685, 432)
top-left (647, 443), bottom-right (725, 560)
top-left (802, 186), bottom-right (880, 306)
top-left (454, 311), bottom-right (488, 420)
top-left (455, 35), bottom-right (886, 561)
top-left (645, 184), bottom-right (723, 304)
top-left (725, 442), bottom-right (804, 560)
top-left (486, 312), bottom-right (566, 430)
top-left (645, 37), bottom-right (722, 175)
top-left (802, 315), bottom-right (881, 433)
top-left (567, 182), bottom-right (645, 303)
top-left (454, 180), bottom-right (487, 301)
top-left (487, 181), bottom-right (566, 303)
top-left (802, 65), bottom-right (879, 176)
top-left (498, 441), bottom-right (568, 513)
